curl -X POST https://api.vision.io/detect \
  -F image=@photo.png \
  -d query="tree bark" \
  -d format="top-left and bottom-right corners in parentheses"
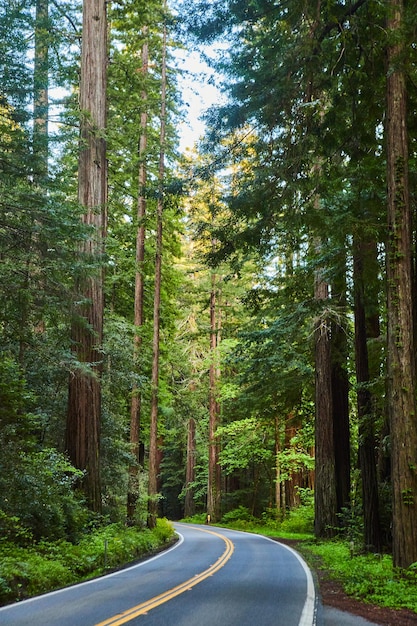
top-left (34, 0), bottom-right (48, 179)
top-left (184, 417), bottom-right (196, 517)
top-left (314, 271), bottom-right (338, 537)
top-left (386, 0), bottom-right (417, 569)
top-left (127, 35), bottom-right (149, 525)
top-left (331, 262), bottom-right (350, 515)
top-left (148, 15), bottom-right (166, 529)
top-left (207, 272), bottom-right (221, 522)
top-left (66, 0), bottom-right (107, 512)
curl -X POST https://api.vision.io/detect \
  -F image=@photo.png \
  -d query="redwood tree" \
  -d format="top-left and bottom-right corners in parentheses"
top-left (66, 0), bottom-right (107, 512)
top-left (386, 0), bottom-right (417, 569)
top-left (148, 11), bottom-right (167, 529)
top-left (127, 33), bottom-right (149, 524)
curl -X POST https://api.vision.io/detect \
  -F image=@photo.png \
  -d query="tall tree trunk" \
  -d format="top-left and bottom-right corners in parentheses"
top-left (314, 269), bottom-right (338, 537)
top-left (386, 0), bottom-right (417, 569)
top-left (353, 236), bottom-right (382, 552)
top-left (18, 0), bottom-right (50, 363)
top-left (148, 15), bottom-right (166, 529)
top-left (331, 260), bottom-right (351, 515)
top-left (127, 35), bottom-right (149, 525)
top-left (34, 0), bottom-right (48, 180)
top-left (274, 414), bottom-right (282, 514)
top-left (207, 272), bottom-right (221, 522)
top-left (184, 417), bottom-right (196, 517)
top-left (66, 0), bottom-right (107, 512)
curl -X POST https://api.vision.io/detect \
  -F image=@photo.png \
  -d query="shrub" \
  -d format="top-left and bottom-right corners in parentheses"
top-left (221, 506), bottom-right (256, 524)
top-left (0, 520), bottom-right (175, 606)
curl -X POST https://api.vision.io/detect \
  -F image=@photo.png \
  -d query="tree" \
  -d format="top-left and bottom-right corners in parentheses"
top-left (314, 263), bottom-right (338, 537)
top-left (148, 8), bottom-right (167, 528)
top-left (33, 0), bottom-right (49, 180)
top-left (207, 270), bottom-right (222, 521)
top-left (385, 0), bottom-right (417, 569)
top-left (66, 0), bottom-right (108, 512)
top-left (127, 32), bottom-right (149, 524)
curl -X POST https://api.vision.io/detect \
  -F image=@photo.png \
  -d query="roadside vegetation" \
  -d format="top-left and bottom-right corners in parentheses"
top-left (183, 502), bottom-right (417, 615)
top-left (0, 518), bottom-right (175, 607)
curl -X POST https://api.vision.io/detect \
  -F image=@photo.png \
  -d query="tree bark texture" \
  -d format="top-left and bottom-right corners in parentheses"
top-left (148, 18), bottom-right (166, 529)
top-left (34, 0), bottom-right (48, 178)
top-left (66, 0), bottom-right (107, 512)
top-left (184, 417), bottom-right (196, 517)
top-left (127, 35), bottom-right (149, 524)
top-left (314, 273), bottom-right (338, 537)
top-left (331, 264), bottom-right (350, 515)
top-left (386, 0), bottom-right (417, 569)
top-left (207, 272), bottom-right (221, 522)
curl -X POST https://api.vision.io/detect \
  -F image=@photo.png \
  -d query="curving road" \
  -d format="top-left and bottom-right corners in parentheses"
top-left (0, 524), bottom-right (317, 626)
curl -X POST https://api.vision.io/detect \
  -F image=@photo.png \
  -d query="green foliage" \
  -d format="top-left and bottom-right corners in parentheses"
top-left (0, 519), bottom-right (175, 606)
top-left (218, 417), bottom-right (274, 473)
top-left (0, 356), bottom-right (87, 542)
top-left (221, 506), bottom-right (256, 524)
top-left (219, 502), bottom-right (314, 539)
top-left (303, 541), bottom-right (417, 613)
top-left (180, 513), bottom-right (208, 524)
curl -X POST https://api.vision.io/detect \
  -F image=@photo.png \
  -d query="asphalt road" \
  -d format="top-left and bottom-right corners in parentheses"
top-left (0, 523), bottom-right (317, 626)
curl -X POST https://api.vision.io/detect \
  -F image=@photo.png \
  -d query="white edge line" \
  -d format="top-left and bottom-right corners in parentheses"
top-left (267, 539), bottom-right (316, 626)
top-left (0, 532), bottom-right (185, 612)
top-left (207, 527), bottom-right (316, 626)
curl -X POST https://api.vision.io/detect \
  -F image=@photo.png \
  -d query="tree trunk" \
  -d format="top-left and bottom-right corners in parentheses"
top-left (34, 0), bottom-right (48, 179)
top-left (274, 414), bottom-right (282, 514)
top-left (314, 270), bottom-right (338, 537)
top-left (331, 263), bottom-right (350, 515)
top-left (353, 236), bottom-right (382, 552)
top-left (184, 417), bottom-right (196, 517)
top-left (148, 16), bottom-right (166, 529)
top-left (386, 0), bottom-right (417, 569)
top-left (207, 272), bottom-right (221, 522)
top-left (66, 0), bottom-right (107, 512)
top-left (127, 35), bottom-right (149, 525)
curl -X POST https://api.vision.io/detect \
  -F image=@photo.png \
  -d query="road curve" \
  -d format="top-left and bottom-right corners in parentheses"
top-left (0, 524), bottom-right (317, 626)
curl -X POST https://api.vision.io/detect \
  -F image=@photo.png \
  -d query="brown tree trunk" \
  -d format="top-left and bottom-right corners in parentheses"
top-left (34, 0), bottom-right (48, 179)
top-left (331, 265), bottom-right (350, 515)
top-left (127, 35), bottom-right (148, 525)
top-left (184, 417), bottom-right (196, 517)
top-left (314, 270), bottom-right (338, 537)
top-left (353, 236), bottom-right (382, 552)
top-left (207, 272), bottom-right (221, 522)
top-left (274, 414), bottom-right (282, 514)
top-left (148, 16), bottom-right (166, 529)
top-left (66, 0), bottom-right (107, 512)
top-left (386, 0), bottom-right (417, 569)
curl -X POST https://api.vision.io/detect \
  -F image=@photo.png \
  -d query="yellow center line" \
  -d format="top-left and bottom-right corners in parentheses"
top-left (95, 527), bottom-right (234, 626)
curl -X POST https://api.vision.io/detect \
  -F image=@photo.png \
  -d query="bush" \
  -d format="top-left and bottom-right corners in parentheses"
top-left (221, 506), bottom-right (256, 524)
top-left (303, 541), bottom-right (417, 612)
top-left (280, 504), bottom-right (314, 535)
top-left (0, 519), bottom-right (175, 606)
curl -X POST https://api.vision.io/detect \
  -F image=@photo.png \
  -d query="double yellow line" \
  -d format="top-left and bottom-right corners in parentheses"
top-left (95, 527), bottom-right (234, 626)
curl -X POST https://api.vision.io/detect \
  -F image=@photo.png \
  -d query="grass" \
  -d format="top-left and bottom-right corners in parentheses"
top-left (300, 541), bottom-right (417, 613)
top-left (0, 518), bottom-right (175, 607)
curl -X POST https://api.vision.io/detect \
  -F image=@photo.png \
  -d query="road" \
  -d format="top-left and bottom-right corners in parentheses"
top-left (0, 523), bottom-right (317, 626)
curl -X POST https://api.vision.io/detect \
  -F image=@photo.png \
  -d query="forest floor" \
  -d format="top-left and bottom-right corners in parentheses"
top-left (277, 539), bottom-right (417, 626)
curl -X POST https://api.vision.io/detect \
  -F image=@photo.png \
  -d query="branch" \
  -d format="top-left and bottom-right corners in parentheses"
top-left (317, 0), bottom-right (369, 46)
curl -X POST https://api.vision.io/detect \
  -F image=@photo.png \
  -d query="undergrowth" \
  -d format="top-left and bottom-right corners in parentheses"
top-left (0, 518), bottom-right (175, 606)
top-left (301, 541), bottom-right (417, 613)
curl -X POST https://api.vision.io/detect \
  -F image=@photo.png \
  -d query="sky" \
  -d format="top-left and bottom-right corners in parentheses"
top-left (174, 47), bottom-right (223, 151)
